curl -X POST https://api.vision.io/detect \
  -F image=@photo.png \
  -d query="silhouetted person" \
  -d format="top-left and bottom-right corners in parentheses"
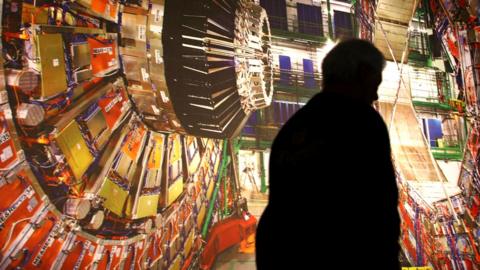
top-left (256, 39), bottom-right (400, 270)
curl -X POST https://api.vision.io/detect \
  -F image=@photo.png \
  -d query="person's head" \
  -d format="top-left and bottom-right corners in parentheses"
top-left (322, 39), bottom-right (386, 105)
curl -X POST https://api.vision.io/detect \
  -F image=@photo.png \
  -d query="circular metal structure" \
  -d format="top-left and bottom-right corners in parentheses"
top-left (234, 1), bottom-right (274, 113)
top-left (162, 0), bottom-right (274, 138)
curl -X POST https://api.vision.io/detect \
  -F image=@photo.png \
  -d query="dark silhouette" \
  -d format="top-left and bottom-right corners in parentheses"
top-left (256, 39), bottom-right (400, 269)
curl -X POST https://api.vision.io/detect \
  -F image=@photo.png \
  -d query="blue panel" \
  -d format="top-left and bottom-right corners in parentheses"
top-left (247, 112), bottom-right (257, 126)
top-left (334, 10), bottom-right (353, 39)
top-left (303, 59), bottom-right (316, 88)
top-left (260, 0), bottom-right (288, 30)
top-left (297, 3), bottom-right (323, 36)
top-left (427, 119), bottom-right (443, 147)
top-left (242, 126), bottom-right (256, 135)
top-left (279, 55), bottom-right (292, 86)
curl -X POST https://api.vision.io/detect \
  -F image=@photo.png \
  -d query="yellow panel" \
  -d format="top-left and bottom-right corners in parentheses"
top-left (37, 34), bottom-right (68, 98)
top-left (71, 43), bottom-right (92, 69)
top-left (85, 109), bottom-right (108, 139)
top-left (134, 194), bottom-right (159, 218)
top-left (98, 177), bottom-right (129, 217)
top-left (183, 230), bottom-right (195, 256)
top-left (170, 134), bottom-right (182, 163)
top-left (188, 154), bottom-right (201, 175)
top-left (167, 255), bottom-right (182, 270)
top-left (55, 121), bottom-right (94, 180)
top-left (206, 179), bottom-right (215, 200)
top-left (197, 203), bottom-right (206, 230)
top-left (167, 178), bottom-right (183, 206)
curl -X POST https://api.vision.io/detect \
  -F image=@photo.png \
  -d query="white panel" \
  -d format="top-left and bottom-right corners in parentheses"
top-left (374, 21), bottom-right (409, 63)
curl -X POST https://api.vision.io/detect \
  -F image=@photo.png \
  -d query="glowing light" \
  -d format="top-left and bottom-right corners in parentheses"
top-left (316, 38), bottom-right (338, 72)
top-left (324, 38), bottom-right (338, 54)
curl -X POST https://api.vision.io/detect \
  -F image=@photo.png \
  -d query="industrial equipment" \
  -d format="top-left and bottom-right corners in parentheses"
top-left (0, 0), bottom-right (271, 269)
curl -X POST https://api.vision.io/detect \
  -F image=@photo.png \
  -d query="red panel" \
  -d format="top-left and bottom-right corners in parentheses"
top-left (200, 215), bottom-right (257, 270)
top-left (97, 86), bottom-right (128, 130)
top-left (9, 212), bottom-right (58, 269)
top-left (88, 37), bottom-right (119, 77)
top-left (60, 236), bottom-right (98, 270)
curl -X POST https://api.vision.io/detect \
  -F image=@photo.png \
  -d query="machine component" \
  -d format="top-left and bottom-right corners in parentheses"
top-left (199, 215), bottom-right (257, 269)
top-left (74, 0), bottom-right (119, 22)
top-left (6, 212), bottom-right (58, 269)
top-left (120, 12), bottom-right (147, 56)
top-left (29, 34), bottom-right (68, 99)
top-left (168, 255), bottom-right (182, 270)
top-left (122, 54), bottom-right (149, 84)
top-left (205, 169), bottom-right (215, 200)
top-left (95, 245), bottom-right (123, 269)
top-left (0, 1), bottom-right (272, 269)
top-left (84, 210), bottom-right (104, 230)
top-left (74, 68), bottom-right (93, 83)
top-left (163, 0), bottom-right (273, 138)
top-left (149, 1), bottom-right (164, 35)
top-left (128, 192), bottom-right (159, 219)
top-left (54, 120), bottom-right (94, 181)
top-left (145, 233), bottom-right (165, 268)
top-left (98, 176), bottom-right (129, 217)
top-left (0, 172), bottom-right (36, 228)
top-left (64, 198), bottom-right (91, 219)
top-left (6, 69), bottom-right (40, 95)
top-left (0, 204), bottom-right (50, 268)
top-left (30, 225), bottom-right (71, 268)
top-left (184, 136), bottom-right (201, 175)
top-left (0, 173), bottom-right (44, 266)
top-left (71, 43), bottom-right (92, 69)
top-left (111, 121), bottom-right (146, 183)
top-left (3, 1), bottom-right (48, 31)
top-left (197, 203), bottom-right (207, 230)
top-left (124, 0), bottom-right (149, 10)
top-left (161, 133), bottom-right (184, 208)
top-left (145, 1), bottom-right (178, 133)
top-left (143, 133), bottom-right (164, 189)
top-left (235, 2), bottom-right (274, 111)
top-left (88, 36), bottom-right (120, 77)
top-left (129, 90), bottom-right (161, 117)
top-left (97, 79), bottom-right (130, 130)
top-left (183, 229), bottom-right (195, 257)
top-left (16, 103), bottom-right (44, 126)
top-left (78, 105), bottom-right (111, 151)
top-left (114, 153), bottom-right (137, 182)
top-left (58, 237), bottom-right (98, 269)
top-left (134, 218), bottom-right (154, 234)
top-left (21, 3), bottom-right (48, 24)
top-left (71, 42), bottom-right (93, 83)
top-left (163, 212), bottom-right (181, 263)
top-left (127, 132), bottom-right (164, 219)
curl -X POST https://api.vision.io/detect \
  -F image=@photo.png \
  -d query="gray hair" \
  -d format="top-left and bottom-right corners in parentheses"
top-left (321, 39), bottom-right (386, 87)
